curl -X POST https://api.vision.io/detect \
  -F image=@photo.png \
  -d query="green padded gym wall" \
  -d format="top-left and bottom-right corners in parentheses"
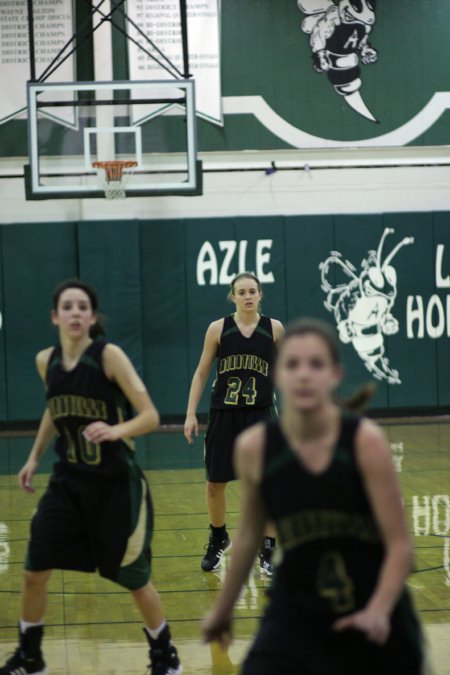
top-left (1, 213), bottom-right (450, 423)
top-left (1, 222), bottom-right (78, 420)
top-left (78, 220), bottom-right (143, 373)
top-left (140, 219), bottom-right (190, 411)
top-left (434, 212), bottom-right (450, 406)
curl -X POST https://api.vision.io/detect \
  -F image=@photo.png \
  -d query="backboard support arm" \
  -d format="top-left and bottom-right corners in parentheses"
top-left (26, 0), bottom-right (191, 84)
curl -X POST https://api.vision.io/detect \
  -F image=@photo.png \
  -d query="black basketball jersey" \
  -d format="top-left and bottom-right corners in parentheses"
top-left (46, 339), bottom-right (135, 478)
top-left (210, 314), bottom-right (276, 410)
top-left (261, 416), bottom-right (387, 619)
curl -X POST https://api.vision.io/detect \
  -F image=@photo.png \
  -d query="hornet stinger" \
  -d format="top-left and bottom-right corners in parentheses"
top-left (298, 0), bottom-right (378, 122)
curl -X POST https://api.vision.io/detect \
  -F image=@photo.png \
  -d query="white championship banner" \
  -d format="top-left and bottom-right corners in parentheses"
top-left (0, 0), bottom-right (75, 126)
top-left (127, 0), bottom-right (222, 126)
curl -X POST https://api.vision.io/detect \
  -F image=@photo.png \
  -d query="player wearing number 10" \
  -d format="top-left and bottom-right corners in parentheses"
top-left (184, 272), bottom-right (284, 574)
top-left (0, 281), bottom-right (182, 675)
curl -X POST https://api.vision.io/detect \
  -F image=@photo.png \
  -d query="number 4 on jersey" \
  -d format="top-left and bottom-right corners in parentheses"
top-left (317, 551), bottom-right (355, 613)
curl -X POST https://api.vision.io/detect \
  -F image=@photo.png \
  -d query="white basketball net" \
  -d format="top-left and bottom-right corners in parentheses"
top-left (93, 161), bottom-right (137, 200)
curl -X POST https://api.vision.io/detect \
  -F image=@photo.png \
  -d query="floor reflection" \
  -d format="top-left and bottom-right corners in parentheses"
top-left (1, 420), bottom-right (450, 673)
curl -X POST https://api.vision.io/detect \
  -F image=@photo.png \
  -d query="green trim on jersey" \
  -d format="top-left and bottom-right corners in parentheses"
top-left (265, 447), bottom-right (294, 479)
top-left (222, 325), bottom-right (241, 338)
top-left (116, 459), bottom-right (153, 590)
top-left (221, 316), bottom-right (273, 341)
top-left (46, 347), bottom-right (103, 373)
top-left (254, 325), bottom-right (273, 340)
top-left (80, 353), bottom-right (103, 371)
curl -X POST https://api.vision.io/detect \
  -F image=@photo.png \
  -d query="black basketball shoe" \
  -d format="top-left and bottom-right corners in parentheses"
top-left (201, 529), bottom-right (232, 572)
top-left (259, 539), bottom-right (275, 576)
top-left (144, 625), bottom-right (182, 675)
top-left (0, 625), bottom-right (47, 674)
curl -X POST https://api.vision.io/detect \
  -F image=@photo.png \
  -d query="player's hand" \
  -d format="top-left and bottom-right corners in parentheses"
top-left (18, 459), bottom-right (38, 493)
top-left (184, 414), bottom-right (198, 444)
top-left (202, 609), bottom-right (233, 649)
top-left (83, 421), bottom-right (120, 443)
top-left (332, 608), bottom-right (390, 644)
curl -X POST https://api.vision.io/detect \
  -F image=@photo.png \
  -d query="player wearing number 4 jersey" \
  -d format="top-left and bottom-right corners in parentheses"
top-left (184, 272), bottom-right (284, 574)
top-left (0, 280), bottom-right (182, 675)
top-left (203, 319), bottom-right (430, 675)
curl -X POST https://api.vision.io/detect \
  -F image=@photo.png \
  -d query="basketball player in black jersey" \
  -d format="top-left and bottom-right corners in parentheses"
top-left (203, 319), bottom-right (428, 674)
top-left (0, 281), bottom-right (182, 675)
top-left (184, 272), bottom-right (284, 573)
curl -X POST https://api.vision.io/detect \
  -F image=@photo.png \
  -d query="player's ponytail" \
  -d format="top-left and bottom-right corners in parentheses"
top-left (279, 318), bottom-right (376, 412)
top-left (89, 319), bottom-right (106, 339)
top-left (335, 383), bottom-right (377, 413)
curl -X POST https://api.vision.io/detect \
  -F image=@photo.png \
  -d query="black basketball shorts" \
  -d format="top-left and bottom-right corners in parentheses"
top-left (25, 462), bottom-right (153, 590)
top-left (242, 597), bottom-right (425, 675)
top-left (204, 406), bottom-right (277, 483)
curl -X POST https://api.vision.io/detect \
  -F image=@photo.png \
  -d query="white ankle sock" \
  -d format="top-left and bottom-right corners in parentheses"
top-left (20, 619), bottom-right (43, 633)
top-left (146, 621), bottom-right (167, 640)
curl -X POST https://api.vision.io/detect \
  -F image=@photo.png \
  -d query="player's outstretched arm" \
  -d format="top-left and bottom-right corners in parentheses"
top-left (184, 320), bottom-right (222, 444)
top-left (18, 408), bottom-right (57, 494)
top-left (18, 348), bottom-right (57, 493)
top-left (202, 424), bottom-right (266, 647)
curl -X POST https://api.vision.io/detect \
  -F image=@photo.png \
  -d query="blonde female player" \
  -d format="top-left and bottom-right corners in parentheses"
top-left (203, 318), bottom-right (427, 675)
top-left (0, 280), bottom-right (182, 675)
top-left (184, 272), bottom-right (284, 574)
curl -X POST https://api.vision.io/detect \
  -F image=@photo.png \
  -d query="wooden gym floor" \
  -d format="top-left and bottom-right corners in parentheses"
top-left (0, 419), bottom-right (449, 674)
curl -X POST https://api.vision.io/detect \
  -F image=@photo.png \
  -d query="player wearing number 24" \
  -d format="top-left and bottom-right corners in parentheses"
top-left (184, 272), bottom-right (284, 574)
top-left (0, 280), bottom-right (182, 675)
top-left (202, 318), bottom-right (427, 675)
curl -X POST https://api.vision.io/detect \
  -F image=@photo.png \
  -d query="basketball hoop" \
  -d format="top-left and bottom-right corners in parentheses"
top-left (92, 160), bottom-right (138, 199)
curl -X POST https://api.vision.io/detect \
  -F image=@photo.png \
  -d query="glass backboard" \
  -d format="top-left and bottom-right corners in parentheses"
top-left (25, 79), bottom-right (202, 199)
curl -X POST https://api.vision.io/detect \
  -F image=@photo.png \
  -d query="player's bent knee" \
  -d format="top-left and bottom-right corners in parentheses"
top-left (129, 580), bottom-right (152, 595)
top-left (110, 551), bottom-right (152, 591)
top-left (22, 569), bottom-right (52, 587)
top-left (207, 481), bottom-right (227, 497)
top-left (129, 581), bottom-right (159, 602)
